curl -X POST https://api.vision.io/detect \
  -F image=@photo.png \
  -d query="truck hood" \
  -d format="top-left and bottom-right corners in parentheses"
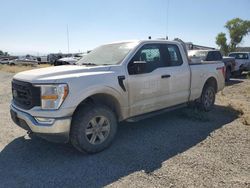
top-left (13, 65), bottom-right (112, 83)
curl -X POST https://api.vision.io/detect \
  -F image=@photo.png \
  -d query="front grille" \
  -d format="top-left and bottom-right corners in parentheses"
top-left (12, 79), bottom-right (41, 110)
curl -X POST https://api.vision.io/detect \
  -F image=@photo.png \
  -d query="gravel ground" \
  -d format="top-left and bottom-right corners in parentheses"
top-left (0, 71), bottom-right (249, 188)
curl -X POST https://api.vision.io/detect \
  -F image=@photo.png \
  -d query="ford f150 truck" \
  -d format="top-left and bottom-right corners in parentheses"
top-left (10, 40), bottom-right (225, 153)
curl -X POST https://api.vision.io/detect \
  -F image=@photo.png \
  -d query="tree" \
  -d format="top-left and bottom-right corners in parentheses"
top-left (226, 18), bottom-right (250, 51)
top-left (216, 18), bottom-right (250, 54)
top-left (0, 50), bottom-right (9, 56)
top-left (216, 32), bottom-right (228, 55)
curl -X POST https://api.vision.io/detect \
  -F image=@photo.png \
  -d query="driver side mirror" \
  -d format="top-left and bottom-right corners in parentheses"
top-left (133, 61), bottom-right (147, 74)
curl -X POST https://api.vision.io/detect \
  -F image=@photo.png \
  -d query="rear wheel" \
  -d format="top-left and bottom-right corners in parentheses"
top-left (70, 104), bottom-right (117, 153)
top-left (198, 85), bottom-right (215, 111)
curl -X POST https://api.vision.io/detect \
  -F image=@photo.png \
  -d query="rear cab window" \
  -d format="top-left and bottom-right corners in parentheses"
top-left (206, 51), bottom-right (222, 61)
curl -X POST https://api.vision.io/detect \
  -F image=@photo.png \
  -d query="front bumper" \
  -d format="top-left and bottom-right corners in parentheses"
top-left (10, 105), bottom-right (71, 143)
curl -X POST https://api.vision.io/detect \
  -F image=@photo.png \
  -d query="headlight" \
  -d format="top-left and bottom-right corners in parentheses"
top-left (37, 84), bottom-right (69, 110)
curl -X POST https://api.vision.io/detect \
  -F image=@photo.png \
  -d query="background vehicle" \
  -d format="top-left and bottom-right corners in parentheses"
top-left (188, 50), bottom-right (235, 81)
top-left (54, 54), bottom-right (87, 66)
top-left (0, 58), bottom-right (12, 65)
top-left (37, 56), bottom-right (49, 64)
top-left (229, 52), bottom-right (250, 74)
top-left (54, 57), bottom-right (78, 66)
top-left (10, 40), bottom-right (225, 153)
top-left (221, 56), bottom-right (236, 81)
top-left (9, 59), bottom-right (38, 66)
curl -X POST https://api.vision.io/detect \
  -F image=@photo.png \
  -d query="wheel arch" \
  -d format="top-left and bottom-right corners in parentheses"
top-left (203, 77), bottom-right (218, 93)
top-left (72, 92), bottom-right (124, 122)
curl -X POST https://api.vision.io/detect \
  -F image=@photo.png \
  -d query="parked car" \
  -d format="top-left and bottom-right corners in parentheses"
top-left (0, 58), bottom-right (13, 65)
top-left (10, 40), bottom-right (225, 153)
top-left (229, 52), bottom-right (250, 74)
top-left (10, 59), bottom-right (38, 66)
top-left (188, 50), bottom-right (235, 81)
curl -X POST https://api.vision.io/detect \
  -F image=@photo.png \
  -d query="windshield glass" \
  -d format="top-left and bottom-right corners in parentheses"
top-left (77, 42), bottom-right (138, 65)
top-left (229, 53), bottom-right (248, 59)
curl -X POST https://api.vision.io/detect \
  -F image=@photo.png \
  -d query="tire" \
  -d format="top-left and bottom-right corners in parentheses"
top-left (70, 104), bottom-right (117, 153)
top-left (225, 67), bottom-right (231, 82)
top-left (198, 85), bottom-right (216, 112)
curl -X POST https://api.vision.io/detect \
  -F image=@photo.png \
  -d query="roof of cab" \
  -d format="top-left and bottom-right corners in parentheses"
top-left (108, 39), bottom-right (181, 45)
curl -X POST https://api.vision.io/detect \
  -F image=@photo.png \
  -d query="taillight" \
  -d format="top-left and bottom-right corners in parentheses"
top-left (217, 66), bottom-right (225, 78)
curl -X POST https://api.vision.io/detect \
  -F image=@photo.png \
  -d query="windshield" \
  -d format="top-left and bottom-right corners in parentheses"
top-left (229, 53), bottom-right (248, 59)
top-left (77, 42), bottom-right (138, 65)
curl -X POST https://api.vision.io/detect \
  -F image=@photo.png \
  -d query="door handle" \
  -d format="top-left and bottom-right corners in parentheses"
top-left (161, 74), bottom-right (171, 79)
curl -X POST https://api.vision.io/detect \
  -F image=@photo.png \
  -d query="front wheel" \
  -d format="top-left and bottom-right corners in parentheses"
top-left (70, 104), bottom-right (117, 153)
top-left (198, 86), bottom-right (215, 111)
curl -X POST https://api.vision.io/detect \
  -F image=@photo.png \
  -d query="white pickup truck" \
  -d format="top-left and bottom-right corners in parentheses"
top-left (229, 52), bottom-right (250, 74)
top-left (10, 40), bottom-right (225, 153)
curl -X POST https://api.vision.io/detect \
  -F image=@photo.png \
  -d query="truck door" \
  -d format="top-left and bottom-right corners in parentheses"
top-left (127, 43), bottom-right (190, 117)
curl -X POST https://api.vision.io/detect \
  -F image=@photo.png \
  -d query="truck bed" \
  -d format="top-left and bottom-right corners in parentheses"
top-left (189, 61), bottom-right (225, 101)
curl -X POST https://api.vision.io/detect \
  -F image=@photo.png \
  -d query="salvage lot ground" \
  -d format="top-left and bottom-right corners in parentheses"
top-left (0, 70), bottom-right (249, 187)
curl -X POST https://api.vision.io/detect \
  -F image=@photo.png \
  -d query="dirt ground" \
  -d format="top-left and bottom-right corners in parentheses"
top-left (0, 64), bottom-right (51, 73)
top-left (0, 71), bottom-right (249, 188)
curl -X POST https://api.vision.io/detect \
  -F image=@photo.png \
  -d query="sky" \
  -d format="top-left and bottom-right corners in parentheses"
top-left (0, 0), bottom-right (250, 55)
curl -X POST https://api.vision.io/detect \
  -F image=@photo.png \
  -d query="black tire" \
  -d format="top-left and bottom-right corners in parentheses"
top-left (198, 85), bottom-right (215, 112)
top-left (225, 67), bottom-right (231, 82)
top-left (70, 104), bottom-right (117, 153)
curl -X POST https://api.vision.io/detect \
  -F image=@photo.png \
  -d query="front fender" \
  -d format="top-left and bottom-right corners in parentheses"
top-left (61, 85), bottom-right (128, 118)
top-left (75, 85), bottom-right (126, 107)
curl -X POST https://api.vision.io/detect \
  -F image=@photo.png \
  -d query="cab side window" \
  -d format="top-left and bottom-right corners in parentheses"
top-left (128, 44), bottom-right (183, 75)
top-left (165, 45), bottom-right (183, 66)
top-left (128, 44), bottom-right (165, 75)
top-left (140, 47), bottom-right (161, 63)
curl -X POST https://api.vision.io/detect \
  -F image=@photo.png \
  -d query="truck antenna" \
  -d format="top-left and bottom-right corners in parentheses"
top-left (67, 24), bottom-right (70, 54)
top-left (166, 0), bottom-right (170, 40)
